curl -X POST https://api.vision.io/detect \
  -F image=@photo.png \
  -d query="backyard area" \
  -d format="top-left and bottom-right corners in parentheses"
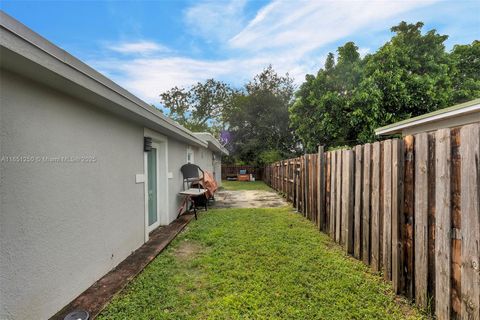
top-left (98, 182), bottom-right (423, 320)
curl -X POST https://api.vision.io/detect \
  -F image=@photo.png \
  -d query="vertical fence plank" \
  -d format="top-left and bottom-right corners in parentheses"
top-left (403, 135), bottom-right (415, 299)
top-left (428, 133), bottom-right (436, 313)
top-left (343, 150), bottom-right (355, 254)
top-left (308, 154), bottom-right (316, 223)
top-left (451, 128), bottom-right (462, 318)
top-left (341, 150), bottom-right (347, 245)
top-left (392, 139), bottom-right (404, 294)
top-left (363, 143), bottom-right (372, 265)
top-left (379, 141), bottom-right (385, 271)
top-left (319, 146), bottom-right (325, 230)
top-left (383, 139), bottom-right (393, 281)
top-left (326, 152), bottom-right (331, 234)
top-left (435, 128), bottom-right (452, 319)
top-left (330, 151), bottom-right (337, 238)
top-left (371, 142), bottom-right (381, 271)
top-left (336, 150), bottom-right (343, 244)
top-left (304, 155), bottom-right (308, 217)
top-left (354, 145), bottom-right (363, 259)
top-left (300, 156), bottom-right (304, 214)
top-left (415, 132), bottom-right (429, 308)
top-left (460, 123), bottom-right (480, 319)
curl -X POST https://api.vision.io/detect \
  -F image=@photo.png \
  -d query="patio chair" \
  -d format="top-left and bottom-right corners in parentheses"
top-left (180, 164), bottom-right (207, 219)
top-left (180, 163), bottom-right (205, 191)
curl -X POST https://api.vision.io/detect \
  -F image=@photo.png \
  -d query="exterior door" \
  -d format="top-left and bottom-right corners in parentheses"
top-left (147, 147), bottom-right (159, 231)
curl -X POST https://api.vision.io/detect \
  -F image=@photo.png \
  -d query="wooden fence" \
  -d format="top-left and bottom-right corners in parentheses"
top-left (221, 165), bottom-right (264, 180)
top-left (264, 123), bottom-right (480, 320)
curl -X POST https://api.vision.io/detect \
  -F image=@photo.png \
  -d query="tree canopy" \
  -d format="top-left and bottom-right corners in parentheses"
top-left (290, 21), bottom-right (480, 152)
top-left (160, 79), bottom-right (235, 135)
top-left (226, 66), bottom-right (298, 165)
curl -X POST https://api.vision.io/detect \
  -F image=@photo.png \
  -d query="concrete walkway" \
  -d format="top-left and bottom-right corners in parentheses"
top-left (212, 189), bottom-right (287, 208)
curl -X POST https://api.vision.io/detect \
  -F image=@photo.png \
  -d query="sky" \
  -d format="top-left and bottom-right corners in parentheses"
top-left (2, 0), bottom-right (479, 105)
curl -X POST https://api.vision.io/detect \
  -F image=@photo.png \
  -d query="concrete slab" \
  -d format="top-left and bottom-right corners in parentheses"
top-left (213, 190), bottom-right (287, 208)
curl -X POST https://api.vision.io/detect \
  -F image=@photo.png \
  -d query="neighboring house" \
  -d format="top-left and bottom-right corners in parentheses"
top-left (375, 98), bottom-right (480, 136)
top-left (0, 12), bottom-right (227, 320)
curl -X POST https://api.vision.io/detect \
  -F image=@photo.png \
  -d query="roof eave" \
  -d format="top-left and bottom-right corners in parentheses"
top-left (375, 102), bottom-right (480, 136)
top-left (0, 11), bottom-right (208, 148)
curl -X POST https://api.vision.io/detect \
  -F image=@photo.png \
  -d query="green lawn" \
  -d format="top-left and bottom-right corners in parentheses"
top-left (98, 207), bottom-right (423, 320)
top-left (221, 180), bottom-right (273, 191)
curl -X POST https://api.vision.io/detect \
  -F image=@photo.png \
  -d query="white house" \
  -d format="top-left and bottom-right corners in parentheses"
top-left (0, 12), bottom-right (227, 319)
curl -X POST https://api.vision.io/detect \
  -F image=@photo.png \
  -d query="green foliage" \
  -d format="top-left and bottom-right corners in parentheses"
top-left (450, 40), bottom-right (480, 102)
top-left (290, 21), bottom-right (480, 151)
top-left (258, 149), bottom-right (283, 165)
top-left (98, 207), bottom-right (424, 319)
top-left (160, 79), bottom-right (236, 135)
top-left (227, 66), bottom-right (299, 165)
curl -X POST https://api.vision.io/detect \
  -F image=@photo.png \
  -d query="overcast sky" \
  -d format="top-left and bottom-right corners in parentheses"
top-left (2, 0), bottom-right (479, 104)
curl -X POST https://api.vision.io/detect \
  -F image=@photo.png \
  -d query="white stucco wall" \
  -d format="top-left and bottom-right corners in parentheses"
top-left (0, 68), bottom-right (223, 319)
top-left (0, 70), bottom-right (146, 319)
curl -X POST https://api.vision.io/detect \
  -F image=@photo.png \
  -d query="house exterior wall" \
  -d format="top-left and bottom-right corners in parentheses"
top-left (194, 146), bottom-right (214, 174)
top-left (166, 139), bottom-right (190, 221)
top-left (401, 112), bottom-right (480, 136)
top-left (0, 70), bottom-right (146, 319)
top-left (0, 62), bottom-right (225, 320)
top-left (214, 153), bottom-right (222, 186)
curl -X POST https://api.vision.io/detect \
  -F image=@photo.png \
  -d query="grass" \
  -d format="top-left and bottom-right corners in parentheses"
top-left (221, 180), bottom-right (273, 191)
top-left (98, 207), bottom-right (424, 320)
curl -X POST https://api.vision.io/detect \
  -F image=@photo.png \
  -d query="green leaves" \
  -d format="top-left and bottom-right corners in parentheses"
top-left (160, 79), bottom-right (236, 135)
top-left (228, 66), bottom-right (299, 165)
top-left (289, 21), bottom-right (480, 151)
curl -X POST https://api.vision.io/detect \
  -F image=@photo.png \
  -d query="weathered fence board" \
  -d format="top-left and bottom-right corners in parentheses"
top-left (342, 150), bottom-right (354, 254)
top-left (326, 152), bottom-right (332, 235)
top-left (383, 139), bottom-right (393, 281)
top-left (427, 133), bottom-right (436, 312)
top-left (330, 151), bottom-right (337, 238)
top-left (354, 145), bottom-right (363, 259)
top-left (460, 123), bottom-right (480, 319)
top-left (392, 139), bottom-right (404, 294)
top-left (336, 150), bottom-right (343, 243)
top-left (403, 135), bottom-right (415, 299)
top-left (362, 143), bottom-right (371, 265)
top-left (435, 128), bottom-right (451, 319)
top-left (451, 128), bottom-right (462, 318)
top-left (371, 142), bottom-right (381, 271)
top-left (415, 132), bottom-right (429, 308)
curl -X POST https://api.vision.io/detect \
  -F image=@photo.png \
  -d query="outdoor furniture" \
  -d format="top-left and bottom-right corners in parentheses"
top-left (180, 163), bottom-right (205, 191)
top-left (178, 188), bottom-right (207, 220)
top-left (237, 174), bottom-right (250, 181)
top-left (179, 164), bottom-right (215, 219)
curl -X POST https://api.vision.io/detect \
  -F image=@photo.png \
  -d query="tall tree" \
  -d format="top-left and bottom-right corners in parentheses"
top-left (290, 21), bottom-right (479, 149)
top-left (227, 65), bottom-right (298, 165)
top-left (351, 21), bottom-right (452, 142)
top-left (160, 79), bottom-right (235, 135)
top-left (290, 42), bottom-right (362, 152)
